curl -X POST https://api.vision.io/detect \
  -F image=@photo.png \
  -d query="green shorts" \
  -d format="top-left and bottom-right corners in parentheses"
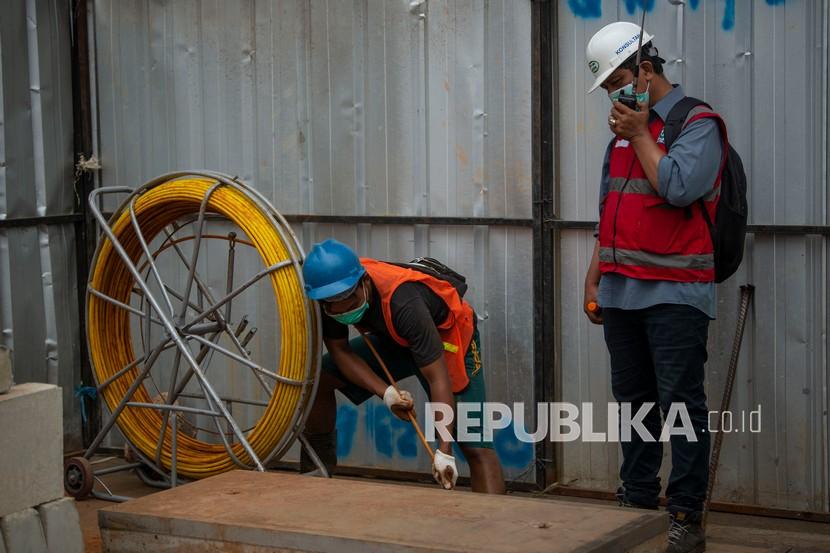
top-left (322, 326), bottom-right (492, 450)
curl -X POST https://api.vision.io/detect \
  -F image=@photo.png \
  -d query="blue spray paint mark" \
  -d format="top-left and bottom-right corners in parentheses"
top-left (623, 0), bottom-right (654, 16)
top-left (366, 403), bottom-right (417, 459)
top-left (765, 0), bottom-right (785, 5)
top-left (336, 404), bottom-right (359, 458)
top-left (722, 0), bottom-right (736, 30)
top-left (688, 0), bottom-right (700, 10)
top-left (494, 426), bottom-right (535, 470)
top-left (568, 0), bottom-right (601, 19)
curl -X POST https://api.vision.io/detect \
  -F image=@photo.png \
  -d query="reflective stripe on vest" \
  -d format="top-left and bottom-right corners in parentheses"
top-left (599, 247), bottom-right (714, 270)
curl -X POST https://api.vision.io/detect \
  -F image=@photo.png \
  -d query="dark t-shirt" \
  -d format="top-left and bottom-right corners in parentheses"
top-left (322, 281), bottom-right (454, 367)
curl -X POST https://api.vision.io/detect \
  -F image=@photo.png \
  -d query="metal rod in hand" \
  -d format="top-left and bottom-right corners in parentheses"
top-left (359, 331), bottom-right (435, 461)
top-left (703, 284), bottom-right (755, 527)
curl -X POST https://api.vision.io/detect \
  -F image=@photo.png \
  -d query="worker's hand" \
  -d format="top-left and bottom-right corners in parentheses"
top-left (432, 449), bottom-right (458, 490)
top-left (610, 100), bottom-right (650, 142)
top-left (383, 385), bottom-right (414, 421)
top-left (583, 282), bottom-right (603, 325)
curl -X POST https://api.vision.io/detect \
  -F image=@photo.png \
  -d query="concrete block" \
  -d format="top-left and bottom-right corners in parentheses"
top-left (36, 499), bottom-right (83, 553)
top-left (0, 347), bottom-right (12, 394)
top-left (0, 384), bottom-right (62, 517)
top-left (0, 508), bottom-right (48, 553)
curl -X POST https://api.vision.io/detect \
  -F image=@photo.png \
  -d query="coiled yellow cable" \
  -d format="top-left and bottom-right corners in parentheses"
top-left (88, 177), bottom-right (313, 479)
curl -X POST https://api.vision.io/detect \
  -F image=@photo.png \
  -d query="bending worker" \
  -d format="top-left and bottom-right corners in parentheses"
top-left (583, 21), bottom-right (727, 553)
top-left (299, 238), bottom-right (505, 493)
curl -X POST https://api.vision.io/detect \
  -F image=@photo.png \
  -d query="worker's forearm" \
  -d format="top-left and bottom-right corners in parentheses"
top-left (330, 349), bottom-right (388, 398)
top-left (585, 240), bottom-right (601, 286)
top-left (630, 132), bottom-right (665, 192)
top-left (420, 358), bottom-right (455, 455)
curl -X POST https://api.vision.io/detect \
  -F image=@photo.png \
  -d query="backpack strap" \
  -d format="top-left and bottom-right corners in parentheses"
top-left (663, 96), bottom-right (709, 149)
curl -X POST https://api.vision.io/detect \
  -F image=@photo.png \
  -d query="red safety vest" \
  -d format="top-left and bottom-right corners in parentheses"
top-left (598, 105), bottom-right (725, 282)
top-left (360, 258), bottom-right (474, 393)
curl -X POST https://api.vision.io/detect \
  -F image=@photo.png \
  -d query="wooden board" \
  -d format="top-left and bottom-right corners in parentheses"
top-left (100, 470), bottom-right (666, 553)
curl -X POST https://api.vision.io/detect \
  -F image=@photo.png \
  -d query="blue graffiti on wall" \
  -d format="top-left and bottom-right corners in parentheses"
top-left (494, 426), bottom-right (535, 469)
top-left (568, 0), bottom-right (602, 19)
top-left (722, 0), bottom-right (736, 30)
top-left (569, 0), bottom-right (785, 33)
top-left (624, 0), bottom-right (654, 15)
top-left (336, 401), bottom-right (534, 471)
top-left (335, 404), bottom-right (359, 457)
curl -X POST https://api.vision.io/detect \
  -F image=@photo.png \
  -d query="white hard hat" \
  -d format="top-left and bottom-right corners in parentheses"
top-left (585, 21), bottom-right (654, 94)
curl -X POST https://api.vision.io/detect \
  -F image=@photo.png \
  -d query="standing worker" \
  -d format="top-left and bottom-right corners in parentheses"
top-left (583, 21), bottom-right (728, 553)
top-left (299, 238), bottom-right (505, 494)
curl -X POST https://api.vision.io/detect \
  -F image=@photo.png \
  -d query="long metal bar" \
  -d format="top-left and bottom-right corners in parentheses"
top-left (225, 232), bottom-right (236, 322)
top-left (703, 284), bottom-right (755, 527)
top-left (126, 402), bottom-right (221, 417)
top-left (547, 219), bottom-right (830, 235)
top-left (88, 287), bottom-right (164, 326)
top-left (93, 463), bottom-right (144, 477)
top-left (90, 490), bottom-right (131, 503)
top-left (0, 213), bottom-right (82, 228)
top-left (186, 334), bottom-right (302, 386)
top-left (95, 340), bottom-right (175, 393)
top-left (180, 259), bottom-right (293, 332)
top-left (281, 214), bottom-right (534, 227)
top-left (135, 284), bottom-right (206, 319)
top-left (155, 348), bottom-right (183, 467)
top-left (162, 227), bottom-right (273, 395)
top-left (128, 197), bottom-right (176, 317)
top-left (168, 328), bottom-right (231, 407)
top-left (170, 411), bottom-right (178, 488)
top-left (531, 0), bottom-right (557, 489)
top-left (196, 381), bottom-right (252, 469)
top-left (87, 188), bottom-right (265, 471)
top-left (178, 182), bottom-right (223, 325)
top-left (297, 433), bottom-right (330, 478)
top-left (178, 392), bottom-right (269, 408)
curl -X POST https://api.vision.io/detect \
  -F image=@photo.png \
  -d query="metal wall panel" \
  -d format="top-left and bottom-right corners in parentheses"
top-left (0, 0), bottom-right (81, 449)
top-left (557, 1), bottom-right (828, 510)
top-left (92, 0), bottom-right (534, 480)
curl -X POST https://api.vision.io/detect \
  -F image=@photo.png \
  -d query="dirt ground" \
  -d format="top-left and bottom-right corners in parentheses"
top-left (75, 457), bottom-right (830, 553)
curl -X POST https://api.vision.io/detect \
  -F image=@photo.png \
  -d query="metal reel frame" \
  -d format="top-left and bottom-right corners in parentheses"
top-left (67, 171), bottom-right (324, 501)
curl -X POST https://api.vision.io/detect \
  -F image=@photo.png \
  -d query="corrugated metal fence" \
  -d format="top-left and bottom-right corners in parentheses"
top-left (91, 0), bottom-right (536, 481)
top-left (0, 0), bottom-right (82, 449)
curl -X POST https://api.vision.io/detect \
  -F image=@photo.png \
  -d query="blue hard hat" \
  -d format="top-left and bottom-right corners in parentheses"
top-left (302, 239), bottom-right (366, 301)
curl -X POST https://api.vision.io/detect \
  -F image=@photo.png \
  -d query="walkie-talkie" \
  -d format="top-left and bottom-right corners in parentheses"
top-left (617, 7), bottom-right (647, 111)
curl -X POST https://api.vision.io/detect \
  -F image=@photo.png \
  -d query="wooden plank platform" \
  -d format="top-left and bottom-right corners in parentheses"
top-left (100, 471), bottom-right (667, 553)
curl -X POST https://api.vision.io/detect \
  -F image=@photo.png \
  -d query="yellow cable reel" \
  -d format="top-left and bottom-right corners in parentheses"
top-left (86, 172), bottom-right (320, 480)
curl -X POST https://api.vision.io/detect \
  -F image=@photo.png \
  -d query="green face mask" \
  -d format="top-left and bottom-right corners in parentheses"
top-left (330, 300), bottom-right (369, 325)
top-left (608, 80), bottom-right (650, 105)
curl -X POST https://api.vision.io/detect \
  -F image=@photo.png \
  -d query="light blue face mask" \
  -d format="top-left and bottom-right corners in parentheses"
top-left (608, 80), bottom-right (650, 105)
top-left (327, 282), bottom-right (370, 325)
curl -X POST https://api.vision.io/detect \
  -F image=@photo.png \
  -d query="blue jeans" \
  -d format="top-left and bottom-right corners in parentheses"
top-left (603, 304), bottom-right (711, 514)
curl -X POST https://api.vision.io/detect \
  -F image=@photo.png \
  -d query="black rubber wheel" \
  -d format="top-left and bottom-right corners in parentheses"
top-left (64, 456), bottom-right (94, 499)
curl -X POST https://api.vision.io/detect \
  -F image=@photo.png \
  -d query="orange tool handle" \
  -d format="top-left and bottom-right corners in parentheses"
top-left (359, 331), bottom-right (435, 461)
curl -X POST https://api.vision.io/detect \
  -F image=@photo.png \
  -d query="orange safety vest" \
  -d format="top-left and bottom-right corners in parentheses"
top-left (360, 258), bottom-right (474, 393)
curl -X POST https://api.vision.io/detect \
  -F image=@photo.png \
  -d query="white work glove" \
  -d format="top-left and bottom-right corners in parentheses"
top-left (383, 385), bottom-right (414, 421)
top-left (432, 449), bottom-right (458, 490)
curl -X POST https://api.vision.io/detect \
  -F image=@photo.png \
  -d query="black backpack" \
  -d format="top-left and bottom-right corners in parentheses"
top-left (663, 96), bottom-right (748, 283)
top-left (392, 257), bottom-right (468, 297)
